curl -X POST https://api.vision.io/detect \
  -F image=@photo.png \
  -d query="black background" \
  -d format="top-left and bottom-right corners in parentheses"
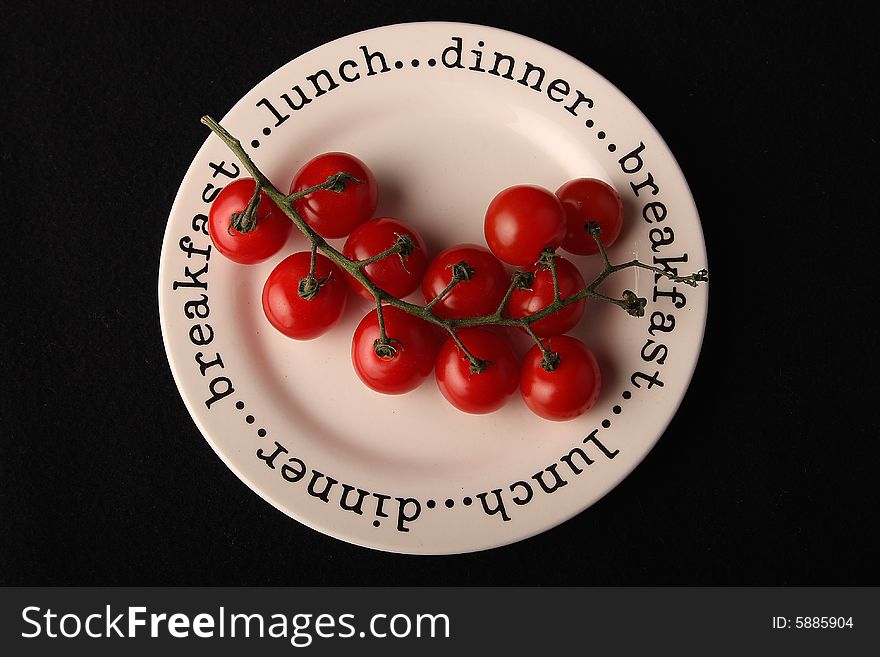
top-left (2, 0), bottom-right (877, 585)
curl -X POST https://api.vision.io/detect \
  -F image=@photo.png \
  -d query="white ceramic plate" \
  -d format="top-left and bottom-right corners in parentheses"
top-left (158, 22), bottom-right (707, 554)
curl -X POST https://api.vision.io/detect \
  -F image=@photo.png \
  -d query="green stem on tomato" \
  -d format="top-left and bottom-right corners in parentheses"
top-left (372, 301), bottom-right (400, 358)
top-left (493, 270), bottom-right (529, 319)
top-left (424, 261), bottom-right (472, 312)
top-left (424, 278), bottom-right (459, 312)
top-left (297, 241), bottom-right (329, 301)
top-left (307, 240), bottom-right (318, 279)
top-left (587, 221), bottom-right (612, 270)
top-left (286, 172), bottom-right (365, 203)
top-left (445, 326), bottom-right (489, 374)
top-left (544, 251), bottom-right (561, 302)
top-left (227, 181), bottom-right (262, 234)
top-left (524, 324), bottom-right (559, 372)
top-left (355, 233), bottom-right (416, 269)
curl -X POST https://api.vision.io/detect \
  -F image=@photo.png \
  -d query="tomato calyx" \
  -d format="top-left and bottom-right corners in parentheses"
top-left (324, 171), bottom-right (364, 193)
top-left (287, 171), bottom-right (365, 202)
top-left (228, 183), bottom-right (263, 235)
top-left (469, 357), bottom-right (493, 376)
top-left (622, 290), bottom-right (647, 317)
top-left (423, 258), bottom-right (482, 313)
top-left (536, 248), bottom-right (559, 269)
top-left (350, 229), bottom-right (421, 274)
top-left (445, 328), bottom-right (495, 376)
top-left (392, 233), bottom-right (418, 272)
top-left (448, 261), bottom-right (474, 282)
top-left (393, 232), bottom-right (417, 257)
top-left (373, 337), bottom-right (402, 359)
top-left (541, 348), bottom-right (561, 372)
top-left (297, 273), bottom-right (333, 301)
top-left (511, 269), bottom-right (534, 291)
top-left (580, 220), bottom-right (610, 264)
top-left (536, 249), bottom-right (562, 302)
top-left (371, 303), bottom-right (404, 359)
top-left (294, 244), bottom-right (334, 301)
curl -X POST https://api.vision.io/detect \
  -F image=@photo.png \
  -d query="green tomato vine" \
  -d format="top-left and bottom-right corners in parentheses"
top-left (201, 115), bottom-right (708, 371)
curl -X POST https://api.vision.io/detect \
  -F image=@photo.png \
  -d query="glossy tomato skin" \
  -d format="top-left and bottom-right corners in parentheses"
top-left (520, 336), bottom-right (601, 421)
top-left (342, 217), bottom-right (428, 300)
top-left (506, 257), bottom-right (586, 337)
top-left (484, 184), bottom-right (566, 266)
top-left (555, 178), bottom-right (624, 255)
top-left (208, 178), bottom-right (292, 264)
top-left (261, 251), bottom-right (348, 340)
top-left (351, 306), bottom-right (439, 395)
top-left (435, 328), bottom-right (519, 414)
top-left (421, 244), bottom-right (509, 319)
top-left (290, 152), bottom-right (378, 239)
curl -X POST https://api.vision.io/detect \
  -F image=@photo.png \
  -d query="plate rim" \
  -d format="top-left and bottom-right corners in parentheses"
top-left (158, 20), bottom-right (709, 555)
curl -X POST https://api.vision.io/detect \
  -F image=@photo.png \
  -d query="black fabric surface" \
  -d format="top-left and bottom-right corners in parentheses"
top-left (2, 0), bottom-right (877, 585)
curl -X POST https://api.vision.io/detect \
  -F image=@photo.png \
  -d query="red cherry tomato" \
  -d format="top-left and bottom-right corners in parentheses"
top-left (289, 152), bottom-right (378, 239)
top-left (261, 251), bottom-right (348, 340)
top-left (208, 178), bottom-right (291, 264)
top-left (342, 217), bottom-right (428, 300)
top-left (435, 328), bottom-right (519, 414)
top-left (421, 244), bottom-right (509, 319)
top-left (506, 257), bottom-right (586, 337)
top-left (351, 306), bottom-right (439, 395)
top-left (520, 335), bottom-right (601, 421)
top-left (484, 184), bottom-right (566, 266)
top-left (555, 178), bottom-right (624, 255)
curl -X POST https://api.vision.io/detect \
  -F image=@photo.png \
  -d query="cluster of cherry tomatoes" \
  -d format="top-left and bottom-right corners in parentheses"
top-left (207, 152), bottom-right (624, 421)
